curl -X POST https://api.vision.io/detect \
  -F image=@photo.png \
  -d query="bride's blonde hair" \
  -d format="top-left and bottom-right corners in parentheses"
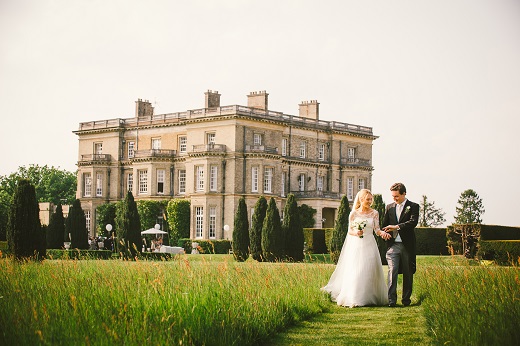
top-left (353, 189), bottom-right (373, 210)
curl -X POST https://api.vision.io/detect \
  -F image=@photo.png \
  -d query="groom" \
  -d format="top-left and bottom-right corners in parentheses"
top-left (382, 183), bottom-right (419, 307)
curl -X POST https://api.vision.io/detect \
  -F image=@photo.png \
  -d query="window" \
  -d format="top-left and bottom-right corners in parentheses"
top-left (319, 144), bottom-right (325, 161)
top-left (128, 141), bottom-right (135, 158)
top-left (85, 210), bottom-right (91, 234)
top-left (157, 169), bottom-right (165, 194)
top-left (210, 166), bottom-right (217, 191)
top-left (209, 207), bottom-right (216, 239)
top-left (317, 176), bottom-right (324, 191)
top-left (207, 133), bottom-right (215, 145)
top-left (94, 143), bottom-right (102, 155)
top-left (347, 177), bottom-right (354, 201)
top-left (281, 172), bottom-right (286, 197)
top-left (84, 173), bottom-right (92, 197)
top-left (264, 167), bottom-right (273, 193)
top-left (178, 170), bottom-right (186, 194)
top-left (347, 147), bottom-right (355, 159)
top-left (358, 178), bottom-right (365, 191)
top-left (282, 138), bottom-right (288, 156)
top-left (127, 173), bottom-right (133, 194)
top-left (179, 136), bottom-right (187, 153)
top-left (139, 170), bottom-right (148, 194)
top-left (96, 173), bottom-right (103, 196)
top-left (298, 173), bottom-right (305, 191)
top-left (254, 133), bottom-right (262, 145)
top-left (251, 167), bottom-right (259, 192)
top-left (300, 141), bottom-right (306, 158)
top-left (196, 166), bottom-right (204, 191)
top-left (195, 207), bottom-right (204, 238)
top-left (152, 138), bottom-right (161, 150)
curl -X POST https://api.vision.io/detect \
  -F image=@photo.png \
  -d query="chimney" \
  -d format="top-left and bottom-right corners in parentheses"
top-left (298, 100), bottom-right (319, 120)
top-left (205, 90), bottom-right (221, 108)
top-left (247, 90), bottom-right (269, 110)
top-left (135, 99), bottom-right (154, 117)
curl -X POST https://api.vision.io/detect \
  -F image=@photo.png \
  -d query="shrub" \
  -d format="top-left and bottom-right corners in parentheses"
top-left (96, 203), bottom-right (117, 237)
top-left (415, 227), bottom-right (448, 255)
top-left (232, 197), bottom-right (249, 261)
top-left (261, 197), bottom-right (283, 262)
top-left (250, 196), bottom-right (267, 261)
top-left (7, 179), bottom-right (45, 260)
top-left (46, 249), bottom-right (113, 260)
top-left (477, 240), bottom-right (520, 265)
top-left (303, 228), bottom-right (327, 254)
top-left (167, 199), bottom-right (190, 245)
top-left (298, 204), bottom-right (316, 228)
top-left (330, 195), bottom-right (350, 264)
top-left (283, 194), bottom-right (304, 262)
top-left (115, 192), bottom-right (141, 259)
top-left (69, 199), bottom-right (88, 250)
top-left (47, 204), bottom-right (66, 249)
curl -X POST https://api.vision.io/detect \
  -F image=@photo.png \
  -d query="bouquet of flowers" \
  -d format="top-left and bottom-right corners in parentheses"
top-left (353, 219), bottom-right (367, 238)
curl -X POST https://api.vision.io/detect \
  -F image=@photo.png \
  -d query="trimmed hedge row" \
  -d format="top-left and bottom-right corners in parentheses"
top-left (480, 225), bottom-right (520, 241)
top-left (178, 238), bottom-right (232, 254)
top-left (447, 224), bottom-right (520, 258)
top-left (477, 240), bottom-right (520, 265)
top-left (303, 228), bottom-right (333, 254)
top-left (46, 249), bottom-right (113, 260)
top-left (415, 227), bottom-right (449, 255)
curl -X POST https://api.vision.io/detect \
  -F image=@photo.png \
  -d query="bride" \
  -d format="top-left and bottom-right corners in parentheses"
top-left (322, 189), bottom-right (390, 307)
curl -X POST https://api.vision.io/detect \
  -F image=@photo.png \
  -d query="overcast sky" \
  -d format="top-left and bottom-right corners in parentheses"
top-left (1, 0), bottom-right (519, 227)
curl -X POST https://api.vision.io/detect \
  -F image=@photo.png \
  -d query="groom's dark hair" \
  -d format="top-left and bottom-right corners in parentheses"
top-left (390, 183), bottom-right (406, 194)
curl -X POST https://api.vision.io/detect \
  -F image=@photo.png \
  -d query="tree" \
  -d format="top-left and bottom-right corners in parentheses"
top-left (371, 193), bottom-right (386, 262)
top-left (7, 179), bottom-right (45, 259)
top-left (0, 165), bottom-right (76, 240)
top-left (298, 204), bottom-right (317, 228)
top-left (419, 195), bottom-right (446, 227)
top-left (261, 197), bottom-right (284, 262)
top-left (137, 200), bottom-right (168, 231)
top-left (250, 196), bottom-right (267, 261)
top-left (232, 197), bottom-right (249, 261)
top-left (454, 189), bottom-right (485, 224)
top-left (68, 199), bottom-right (89, 250)
top-left (283, 194), bottom-right (304, 262)
top-left (166, 199), bottom-right (191, 246)
top-left (330, 195), bottom-right (350, 264)
top-left (47, 203), bottom-right (65, 249)
top-left (96, 203), bottom-right (117, 237)
top-left (115, 192), bottom-right (142, 258)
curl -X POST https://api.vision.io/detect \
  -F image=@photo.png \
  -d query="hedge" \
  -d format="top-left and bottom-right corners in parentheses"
top-left (447, 224), bottom-right (520, 258)
top-left (46, 249), bottom-right (113, 260)
top-left (415, 227), bottom-right (449, 255)
top-left (477, 240), bottom-right (520, 265)
top-left (178, 238), bottom-right (232, 254)
top-left (480, 225), bottom-right (520, 241)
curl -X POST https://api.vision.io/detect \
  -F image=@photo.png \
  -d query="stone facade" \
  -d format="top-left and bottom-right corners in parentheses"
top-left (74, 90), bottom-right (377, 239)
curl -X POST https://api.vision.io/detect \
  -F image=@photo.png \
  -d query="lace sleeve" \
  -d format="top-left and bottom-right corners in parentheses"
top-left (372, 210), bottom-right (381, 234)
top-left (348, 211), bottom-right (357, 235)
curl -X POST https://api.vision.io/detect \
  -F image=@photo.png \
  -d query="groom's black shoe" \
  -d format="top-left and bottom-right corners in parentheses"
top-left (403, 302), bottom-right (411, 307)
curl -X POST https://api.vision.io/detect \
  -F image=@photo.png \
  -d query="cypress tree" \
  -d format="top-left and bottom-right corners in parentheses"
top-left (261, 197), bottom-right (283, 262)
top-left (283, 194), bottom-right (304, 262)
top-left (330, 195), bottom-right (350, 264)
top-left (69, 199), bottom-right (89, 249)
top-left (7, 179), bottom-right (45, 260)
top-left (250, 196), bottom-right (267, 261)
top-left (372, 194), bottom-right (387, 262)
top-left (115, 192), bottom-right (141, 259)
top-left (232, 197), bottom-right (249, 261)
top-left (47, 203), bottom-right (65, 249)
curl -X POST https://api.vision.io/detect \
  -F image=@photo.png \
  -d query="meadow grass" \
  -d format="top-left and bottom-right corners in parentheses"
top-left (414, 258), bottom-right (520, 345)
top-left (0, 255), bottom-right (333, 345)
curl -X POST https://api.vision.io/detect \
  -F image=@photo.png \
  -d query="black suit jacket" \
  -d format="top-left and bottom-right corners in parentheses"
top-left (382, 200), bottom-right (420, 274)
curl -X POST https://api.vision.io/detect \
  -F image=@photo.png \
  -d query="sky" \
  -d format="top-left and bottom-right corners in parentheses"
top-left (1, 0), bottom-right (519, 227)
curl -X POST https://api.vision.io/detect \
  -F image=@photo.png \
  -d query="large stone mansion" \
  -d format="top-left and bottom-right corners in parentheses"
top-left (74, 90), bottom-right (377, 239)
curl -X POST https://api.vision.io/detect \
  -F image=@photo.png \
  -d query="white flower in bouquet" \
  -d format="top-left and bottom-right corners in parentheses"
top-left (353, 219), bottom-right (367, 238)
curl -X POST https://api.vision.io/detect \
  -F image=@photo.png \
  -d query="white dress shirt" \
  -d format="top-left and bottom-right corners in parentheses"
top-left (395, 199), bottom-right (407, 242)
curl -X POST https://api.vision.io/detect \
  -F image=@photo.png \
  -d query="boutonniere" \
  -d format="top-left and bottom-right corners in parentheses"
top-left (404, 206), bottom-right (411, 214)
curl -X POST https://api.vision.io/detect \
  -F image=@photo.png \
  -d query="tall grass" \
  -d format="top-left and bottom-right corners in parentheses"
top-left (415, 259), bottom-right (520, 345)
top-left (0, 256), bottom-right (332, 345)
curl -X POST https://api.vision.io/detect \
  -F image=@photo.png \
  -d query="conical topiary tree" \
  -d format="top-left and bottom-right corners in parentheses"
top-left (250, 196), bottom-right (267, 261)
top-left (261, 197), bottom-right (284, 262)
top-left (232, 197), bottom-right (249, 261)
top-left (283, 194), bottom-right (304, 262)
top-left (115, 192), bottom-right (141, 259)
top-left (372, 193), bottom-right (387, 263)
top-left (69, 199), bottom-right (89, 250)
top-left (47, 203), bottom-right (65, 249)
top-left (7, 179), bottom-right (45, 260)
top-left (330, 194), bottom-right (350, 264)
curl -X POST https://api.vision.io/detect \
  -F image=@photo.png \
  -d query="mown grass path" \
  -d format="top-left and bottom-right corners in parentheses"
top-left (269, 263), bottom-right (432, 346)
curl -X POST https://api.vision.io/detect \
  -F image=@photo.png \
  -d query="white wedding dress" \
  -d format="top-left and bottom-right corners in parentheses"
top-left (322, 209), bottom-right (388, 307)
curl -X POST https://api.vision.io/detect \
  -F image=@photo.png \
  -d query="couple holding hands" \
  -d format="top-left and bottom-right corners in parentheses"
top-left (322, 183), bottom-right (420, 308)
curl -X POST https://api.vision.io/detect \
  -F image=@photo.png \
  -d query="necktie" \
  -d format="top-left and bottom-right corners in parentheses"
top-left (396, 204), bottom-right (402, 220)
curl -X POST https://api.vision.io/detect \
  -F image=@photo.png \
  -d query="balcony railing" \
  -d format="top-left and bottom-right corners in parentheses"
top-left (245, 145), bottom-right (278, 154)
top-left (340, 158), bottom-right (371, 167)
top-left (133, 149), bottom-right (177, 159)
top-left (290, 190), bottom-right (340, 199)
top-left (80, 154), bottom-right (111, 162)
top-left (191, 144), bottom-right (226, 153)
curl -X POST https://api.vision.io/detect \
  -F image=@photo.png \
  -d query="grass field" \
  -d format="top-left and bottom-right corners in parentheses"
top-left (0, 254), bottom-right (518, 345)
